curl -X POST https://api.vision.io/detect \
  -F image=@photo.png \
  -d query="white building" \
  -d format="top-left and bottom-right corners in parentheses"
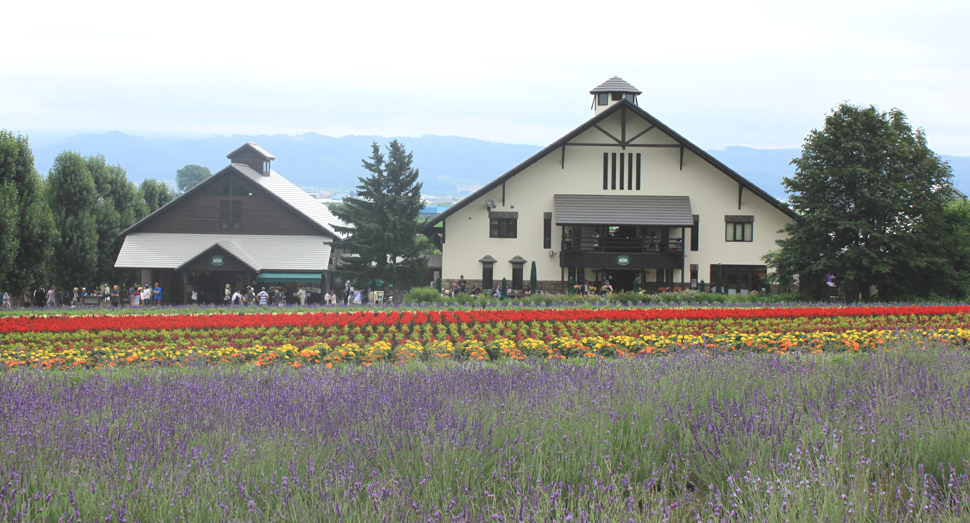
top-left (423, 77), bottom-right (796, 294)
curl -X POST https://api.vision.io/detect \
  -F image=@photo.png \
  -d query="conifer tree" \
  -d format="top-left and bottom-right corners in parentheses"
top-left (332, 140), bottom-right (427, 289)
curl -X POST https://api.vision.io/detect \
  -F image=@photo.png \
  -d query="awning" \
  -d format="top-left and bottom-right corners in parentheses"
top-left (554, 194), bottom-right (693, 226)
top-left (255, 272), bottom-right (322, 282)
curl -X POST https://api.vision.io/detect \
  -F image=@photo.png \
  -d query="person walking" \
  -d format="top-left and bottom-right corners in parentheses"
top-left (1, 291), bottom-right (11, 309)
top-left (297, 285), bottom-right (307, 306)
top-left (110, 285), bottom-right (120, 307)
top-left (274, 287), bottom-right (284, 307)
top-left (34, 286), bottom-right (45, 307)
top-left (46, 286), bottom-right (56, 308)
top-left (190, 286), bottom-right (198, 305)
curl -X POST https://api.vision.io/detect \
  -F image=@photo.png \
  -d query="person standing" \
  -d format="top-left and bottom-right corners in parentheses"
top-left (257, 287), bottom-right (269, 306)
top-left (297, 286), bottom-right (307, 305)
top-left (46, 286), bottom-right (56, 308)
top-left (2, 291), bottom-right (11, 309)
top-left (458, 275), bottom-right (467, 293)
top-left (110, 285), bottom-right (120, 307)
top-left (153, 283), bottom-right (162, 306)
top-left (274, 287), bottom-right (284, 307)
top-left (246, 286), bottom-right (256, 307)
top-left (224, 284), bottom-right (231, 306)
top-left (131, 287), bottom-right (141, 306)
top-left (34, 286), bottom-right (45, 307)
top-left (190, 286), bottom-right (198, 305)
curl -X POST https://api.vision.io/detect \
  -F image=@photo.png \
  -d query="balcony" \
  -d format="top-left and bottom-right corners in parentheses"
top-left (560, 236), bottom-right (684, 270)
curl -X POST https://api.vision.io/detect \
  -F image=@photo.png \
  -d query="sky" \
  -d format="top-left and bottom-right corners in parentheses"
top-left (3, 0), bottom-right (969, 154)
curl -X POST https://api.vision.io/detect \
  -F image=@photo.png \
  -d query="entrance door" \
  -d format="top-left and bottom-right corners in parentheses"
top-left (603, 270), bottom-right (638, 293)
top-left (187, 270), bottom-right (249, 304)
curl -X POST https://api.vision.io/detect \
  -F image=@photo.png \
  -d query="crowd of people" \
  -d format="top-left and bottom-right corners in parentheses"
top-left (0, 283), bottom-right (163, 309)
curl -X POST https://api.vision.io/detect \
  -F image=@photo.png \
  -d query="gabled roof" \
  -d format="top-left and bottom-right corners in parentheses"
top-left (422, 99), bottom-right (797, 231)
top-left (120, 162), bottom-right (348, 240)
top-left (590, 76), bottom-right (642, 95)
top-left (231, 163), bottom-right (348, 239)
top-left (227, 142), bottom-right (275, 160)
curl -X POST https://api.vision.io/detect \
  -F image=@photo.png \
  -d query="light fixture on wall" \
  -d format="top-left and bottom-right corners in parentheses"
top-left (485, 199), bottom-right (496, 210)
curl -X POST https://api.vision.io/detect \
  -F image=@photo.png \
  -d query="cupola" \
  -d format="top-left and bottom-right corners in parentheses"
top-left (226, 142), bottom-right (276, 175)
top-left (590, 76), bottom-right (641, 114)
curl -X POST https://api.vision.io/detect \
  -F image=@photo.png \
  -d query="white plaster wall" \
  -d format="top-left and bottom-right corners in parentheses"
top-left (440, 109), bottom-right (792, 285)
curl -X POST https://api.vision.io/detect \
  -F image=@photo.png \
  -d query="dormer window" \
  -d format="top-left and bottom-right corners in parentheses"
top-left (263, 160), bottom-right (272, 173)
top-left (597, 93), bottom-right (609, 106)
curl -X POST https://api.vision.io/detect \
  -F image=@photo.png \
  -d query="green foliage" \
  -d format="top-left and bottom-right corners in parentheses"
top-left (403, 287), bottom-right (444, 304)
top-left (772, 103), bottom-right (954, 300)
top-left (332, 141), bottom-right (428, 288)
top-left (139, 178), bottom-right (173, 214)
top-left (86, 156), bottom-right (145, 285)
top-left (46, 151), bottom-right (99, 290)
top-left (175, 164), bottom-right (211, 193)
top-left (0, 130), bottom-right (53, 297)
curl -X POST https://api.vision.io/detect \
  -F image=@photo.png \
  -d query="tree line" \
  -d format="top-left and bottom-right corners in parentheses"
top-left (0, 129), bottom-right (174, 302)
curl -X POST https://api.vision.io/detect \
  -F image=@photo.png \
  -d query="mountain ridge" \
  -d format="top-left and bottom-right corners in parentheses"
top-left (31, 132), bottom-right (970, 200)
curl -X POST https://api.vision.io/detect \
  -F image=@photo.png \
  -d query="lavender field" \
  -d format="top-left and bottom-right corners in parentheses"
top-left (2, 349), bottom-right (970, 522)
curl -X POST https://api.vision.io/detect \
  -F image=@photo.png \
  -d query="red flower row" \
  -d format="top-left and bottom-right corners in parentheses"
top-left (2, 305), bottom-right (970, 334)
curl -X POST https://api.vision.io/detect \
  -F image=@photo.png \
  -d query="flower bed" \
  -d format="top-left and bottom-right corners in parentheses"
top-left (3, 306), bottom-right (970, 369)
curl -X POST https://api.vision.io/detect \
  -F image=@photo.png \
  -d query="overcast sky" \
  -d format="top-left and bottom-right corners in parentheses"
top-left (3, 0), bottom-right (969, 153)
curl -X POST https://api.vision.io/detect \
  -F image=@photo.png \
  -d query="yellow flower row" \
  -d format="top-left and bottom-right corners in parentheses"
top-left (3, 329), bottom-right (969, 370)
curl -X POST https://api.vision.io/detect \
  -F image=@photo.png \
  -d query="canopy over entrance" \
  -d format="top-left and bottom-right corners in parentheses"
top-left (554, 194), bottom-right (693, 226)
top-left (255, 272), bottom-right (322, 282)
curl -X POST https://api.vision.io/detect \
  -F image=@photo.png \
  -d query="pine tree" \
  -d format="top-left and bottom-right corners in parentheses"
top-left (332, 140), bottom-right (427, 289)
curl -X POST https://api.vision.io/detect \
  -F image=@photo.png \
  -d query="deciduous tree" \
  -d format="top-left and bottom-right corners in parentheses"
top-left (0, 130), bottom-right (54, 298)
top-left (47, 151), bottom-right (99, 291)
top-left (769, 103), bottom-right (953, 300)
top-left (176, 164), bottom-right (211, 193)
top-left (140, 178), bottom-right (173, 214)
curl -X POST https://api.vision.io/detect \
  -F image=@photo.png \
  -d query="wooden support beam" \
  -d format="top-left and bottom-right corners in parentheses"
top-left (620, 108), bottom-right (626, 149)
top-left (502, 181), bottom-right (506, 206)
top-left (679, 146), bottom-right (685, 171)
top-left (561, 146), bottom-right (565, 169)
top-left (738, 183), bottom-right (743, 210)
top-left (625, 125), bottom-right (656, 145)
top-left (593, 125), bottom-right (622, 144)
top-left (564, 143), bottom-right (680, 148)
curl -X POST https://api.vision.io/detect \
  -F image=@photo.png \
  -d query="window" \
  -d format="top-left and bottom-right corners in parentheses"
top-left (220, 200), bottom-right (242, 230)
top-left (490, 218), bottom-right (517, 238)
top-left (512, 267), bottom-right (523, 290)
top-left (482, 266), bottom-right (493, 289)
top-left (543, 213), bottom-right (552, 249)
top-left (725, 222), bottom-right (753, 242)
top-left (611, 92), bottom-right (623, 101)
top-left (690, 215), bottom-right (699, 251)
top-left (604, 153), bottom-right (641, 191)
top-left (597, 93), bottom-right (609, 106)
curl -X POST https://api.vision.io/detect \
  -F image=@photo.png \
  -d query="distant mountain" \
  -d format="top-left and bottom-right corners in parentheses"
top-left (32, 133), bottom-right (970, 200)
top-left (33, 132), bottom-right (543, 197)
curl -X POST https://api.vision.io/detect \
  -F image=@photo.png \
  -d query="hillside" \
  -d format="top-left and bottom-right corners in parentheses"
top-left (31, 132), bottom-right (970, 200)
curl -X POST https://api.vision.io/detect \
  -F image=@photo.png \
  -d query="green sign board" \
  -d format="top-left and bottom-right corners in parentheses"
top-left (616, 255), bottom-right (631, 266)
top-left (210, 255), bottom-right (225, 267)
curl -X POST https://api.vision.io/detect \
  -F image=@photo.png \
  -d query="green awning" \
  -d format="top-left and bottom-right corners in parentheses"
top-left (255, 272), bottom-right (322, 282)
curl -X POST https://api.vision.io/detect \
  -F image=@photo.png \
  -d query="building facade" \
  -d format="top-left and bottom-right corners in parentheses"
top-left (424, 77), bottom-right (797, 294)
top-left (115, 143), bottom-right (345, 304)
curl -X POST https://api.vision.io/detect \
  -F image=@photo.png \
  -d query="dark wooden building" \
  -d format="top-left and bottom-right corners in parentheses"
top-left (115, 143), bottom-right (345, 304)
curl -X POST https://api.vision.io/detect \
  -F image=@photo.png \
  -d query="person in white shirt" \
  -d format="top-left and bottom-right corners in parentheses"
top-left (297, 286), bottom-right (307, 305)
top-left (231, 289), bottom-right (242, 305)
top-left (257, 287), bottom-right (269, 306)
